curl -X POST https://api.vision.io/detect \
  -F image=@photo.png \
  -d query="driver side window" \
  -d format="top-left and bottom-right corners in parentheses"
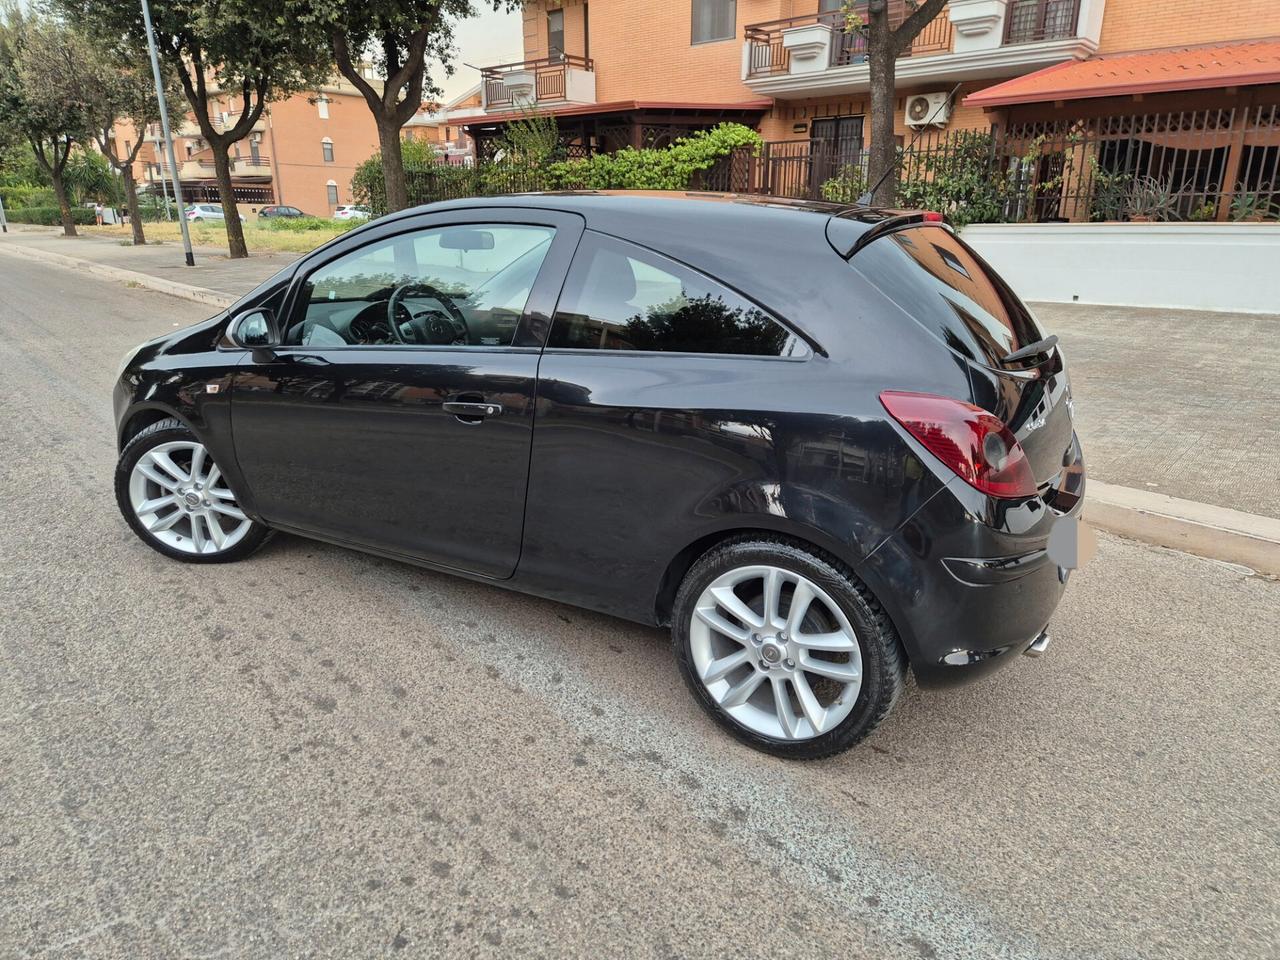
top-left (285, 223), bottom-right (556, 348)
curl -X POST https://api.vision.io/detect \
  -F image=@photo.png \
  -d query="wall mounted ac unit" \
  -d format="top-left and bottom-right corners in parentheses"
top-left (250, 132), bottom-right (263, 144)
top-left (905, 92), bottom-right (952, 128)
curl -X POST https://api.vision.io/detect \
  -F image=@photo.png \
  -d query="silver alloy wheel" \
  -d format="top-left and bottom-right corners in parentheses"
top-left (689, 565), bottom-right (864, 741)
top-left (128, 440), bottom-right (252, 555)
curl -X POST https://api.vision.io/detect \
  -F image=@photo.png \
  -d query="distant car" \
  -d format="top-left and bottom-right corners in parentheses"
top-left (258, 205), bottom-right (308, 219)
top-left (112, 192), bottom-right (1085, 759)
top-left (333, 205), bottom-right (371, 221)
top-left (185, 204), bottom-right (244, 223)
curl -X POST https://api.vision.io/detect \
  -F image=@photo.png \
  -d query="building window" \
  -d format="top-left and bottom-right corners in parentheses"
top-left (321, 138), bottom-right (334, 163)
top-left (691, 0), bottom-right (735, 44)
top-left (318, 95), bottom-right (330, 119)
top-left (548, 8), bottom-right (565, 59)
top-left (326, 180), bottom-right (339, 208)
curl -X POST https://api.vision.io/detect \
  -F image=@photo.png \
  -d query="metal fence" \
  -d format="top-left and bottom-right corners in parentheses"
top-left (745, 104), bottom-right (1280, 222)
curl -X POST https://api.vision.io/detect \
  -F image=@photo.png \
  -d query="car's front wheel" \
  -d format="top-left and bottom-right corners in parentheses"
top-left (672, 537), bottom-right (905, 759)
top-left (115, 418), bottom-right (270, 563)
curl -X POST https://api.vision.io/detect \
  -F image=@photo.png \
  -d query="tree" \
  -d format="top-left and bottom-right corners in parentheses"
top-left (87, 45), bottom-right (180, 245)
top-left (860, 0), bottom-right (949, 206)
top-left (61, 0), bottom-right (328, 258)
top-left (0, 8), bottom-right (96, 236)
top-left (292, 1), bottom-right (514, 213)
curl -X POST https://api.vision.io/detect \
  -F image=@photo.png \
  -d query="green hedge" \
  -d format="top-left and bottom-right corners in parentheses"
top-left (6, 205), bottom-right (96, 226)
top-left (548, 123), bottom-right (761, 190)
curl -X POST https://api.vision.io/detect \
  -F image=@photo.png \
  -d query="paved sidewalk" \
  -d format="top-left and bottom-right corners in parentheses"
top-left (0, 224), bottom-right (295, 301)
top-left (3, 227), bottom-right (1276, 519)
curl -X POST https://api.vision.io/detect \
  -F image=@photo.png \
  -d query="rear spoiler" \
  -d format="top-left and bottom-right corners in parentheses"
top-left (825, 210), bottom-right (948, 260)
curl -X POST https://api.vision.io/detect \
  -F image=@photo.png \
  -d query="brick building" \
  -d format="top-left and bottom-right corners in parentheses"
top-left (463, 1), bottom-right (1280, 219)
top-left (122, 71), bottom-right (382, 215)
top-left (403, 84), bottom-right (485, 163)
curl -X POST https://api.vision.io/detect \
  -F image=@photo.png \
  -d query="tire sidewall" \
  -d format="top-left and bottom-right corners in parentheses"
top-left (115, 420), bottom-right (269, 564)
top-left (672, 538), bottom-right (902, 759)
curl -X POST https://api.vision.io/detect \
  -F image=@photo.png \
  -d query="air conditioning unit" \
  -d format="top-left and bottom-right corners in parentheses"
top-left (250, 133), bottom-right (263, 144)
top-left (905, 92), bottom-right (952, 128)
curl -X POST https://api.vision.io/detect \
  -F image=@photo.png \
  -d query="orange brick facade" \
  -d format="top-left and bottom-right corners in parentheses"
top-left (509, 0), bottom-right (1280, 150)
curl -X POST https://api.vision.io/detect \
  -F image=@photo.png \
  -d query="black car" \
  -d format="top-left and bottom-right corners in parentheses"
top-left (258, 205), bottom-right (308, 219)
top-left (113, 192), bottom-right (1085, 758)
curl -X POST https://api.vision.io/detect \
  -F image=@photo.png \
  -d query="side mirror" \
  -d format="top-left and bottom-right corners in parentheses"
top-left (228, 308), bottom-right (281, 361)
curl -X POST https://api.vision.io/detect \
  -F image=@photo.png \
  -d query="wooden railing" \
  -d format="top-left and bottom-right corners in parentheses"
top-left (481, 54), bottom-right (593, 110)
top-left (744, 4), bottom-right (953, 79)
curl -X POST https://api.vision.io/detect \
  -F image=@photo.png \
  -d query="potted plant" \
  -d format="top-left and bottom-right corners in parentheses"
top-left (1229, 184), bottom-right (1276, 222)
top-left (1124, 176), bottom-right (1178, 222)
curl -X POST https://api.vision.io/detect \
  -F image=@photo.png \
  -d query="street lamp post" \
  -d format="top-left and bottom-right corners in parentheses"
top-left (139, 0), bottom-right (194, 266)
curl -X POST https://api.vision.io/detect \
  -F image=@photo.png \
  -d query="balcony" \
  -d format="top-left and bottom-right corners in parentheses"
top-left (743, 0), bottom-right (1101, 100)
top-left (481, 55), bottom-right (596, 112)
top-left (232, 156), bottom-right (272, 177)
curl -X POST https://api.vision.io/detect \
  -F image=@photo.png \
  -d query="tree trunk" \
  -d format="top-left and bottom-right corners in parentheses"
top-left (211, 147), bottom-right (248, 258)
top-left (867, 8), bottom-right (899, 208)
top-left (51, 172), bottom-right (77, 237)
top-left (122, 166), bottom-right (146, 245)
top-left (377, 119), bottom-right (409, 213)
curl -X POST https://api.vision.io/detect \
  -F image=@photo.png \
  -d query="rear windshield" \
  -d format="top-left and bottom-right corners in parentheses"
top-left (852, 227), bottom-right (1043, 367)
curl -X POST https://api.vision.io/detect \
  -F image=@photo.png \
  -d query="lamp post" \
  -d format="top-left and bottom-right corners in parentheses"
top-left (139, 0), bottom-right (194, 266)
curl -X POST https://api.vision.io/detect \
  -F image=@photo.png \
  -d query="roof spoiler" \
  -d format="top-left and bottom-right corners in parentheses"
top-left (826, 210), bottom-right (948, 260)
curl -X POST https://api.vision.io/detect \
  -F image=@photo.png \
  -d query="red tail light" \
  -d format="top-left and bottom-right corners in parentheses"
top-left (880, 391), bottom-right (1037, 499)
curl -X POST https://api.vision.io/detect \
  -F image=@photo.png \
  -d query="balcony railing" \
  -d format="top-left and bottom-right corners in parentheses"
top-left (1003, 0), bottom-right (1082, 44)
top-left (745, 4), bottom-right (953, 79)
top-left (481, 54), bottom-right (593, 110)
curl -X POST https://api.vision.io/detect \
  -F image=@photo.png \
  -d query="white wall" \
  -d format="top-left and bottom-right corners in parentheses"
top-left (961, 223), bottom-right (1280, 314)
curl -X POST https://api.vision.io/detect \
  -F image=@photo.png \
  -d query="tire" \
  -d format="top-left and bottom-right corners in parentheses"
top-left (672, 536), bottom-right (906, 760)
top-left (115, 418), bottom-right (271, 564)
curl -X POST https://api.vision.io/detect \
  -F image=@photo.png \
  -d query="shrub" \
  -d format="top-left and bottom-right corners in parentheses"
top-left (820, 163), bottom-right (868, 204)
top-left (262, 216), bottom-right (360, 233)
top-left (7, 205), bottom-right (96, 225)
top-left (548, 123), bottom-right (762, 190)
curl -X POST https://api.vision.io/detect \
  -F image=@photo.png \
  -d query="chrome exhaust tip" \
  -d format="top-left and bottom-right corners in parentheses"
top-left (1023, 630), bottom-right (1051, 658)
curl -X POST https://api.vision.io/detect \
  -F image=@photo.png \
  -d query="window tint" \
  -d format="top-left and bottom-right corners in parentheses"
top-left (548, 234), bottom-right (801, 357)
top-left (286, 224), bottom-right (555, 349)
top-left (692, 0), bottom-right (735, 43)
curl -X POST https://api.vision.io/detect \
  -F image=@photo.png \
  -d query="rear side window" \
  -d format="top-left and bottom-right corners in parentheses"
top-left (855, 227), bottom-right (1043, 367)
top-left (548, 233), bottom-right (803, 357)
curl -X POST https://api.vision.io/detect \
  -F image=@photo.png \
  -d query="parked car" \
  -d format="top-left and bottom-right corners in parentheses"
top-left (112, 193), bottom-right (1084, 758)
top-left (333, 204), bottom-right (371, 221)
top-left (258, 205), bottom-right (308, 219)
top-left (185, 203), bottom-right (244, 223)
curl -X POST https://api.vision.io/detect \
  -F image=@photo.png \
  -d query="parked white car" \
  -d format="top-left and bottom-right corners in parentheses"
top-left (333, 205), bottom-right (371, 221)
top-left (185, 204), bottom-right (245, 223)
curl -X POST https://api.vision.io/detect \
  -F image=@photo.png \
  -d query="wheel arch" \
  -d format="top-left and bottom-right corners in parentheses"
top-left (118, 405), bottom-right (183, 450)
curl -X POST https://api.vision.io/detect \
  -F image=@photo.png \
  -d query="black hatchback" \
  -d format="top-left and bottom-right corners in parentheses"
top-left (113, 192), bottom-right (1085, 758)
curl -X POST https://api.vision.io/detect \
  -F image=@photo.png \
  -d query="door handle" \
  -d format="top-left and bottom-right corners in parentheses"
top-left (442, 400), bottom-right (503, 422)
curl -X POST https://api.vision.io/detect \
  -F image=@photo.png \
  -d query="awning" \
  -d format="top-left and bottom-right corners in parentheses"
top-left (965, 39), bottom-right (1280, 108)
top-left (462, 99), bottom-right (774, 130)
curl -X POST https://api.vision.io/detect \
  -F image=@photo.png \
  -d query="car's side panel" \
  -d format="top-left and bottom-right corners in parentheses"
top-left (512, 351), bottom-right (952, 624)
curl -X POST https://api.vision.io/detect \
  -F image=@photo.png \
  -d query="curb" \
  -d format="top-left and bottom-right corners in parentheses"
top-left (0, 240), bottom-right (235, 309)
top-left (1085, 480), bottom-right (1280, 576)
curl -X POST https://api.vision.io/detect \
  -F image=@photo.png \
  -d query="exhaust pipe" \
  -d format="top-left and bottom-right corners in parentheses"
top-left (1023, 630), bottom-right (1051, 658)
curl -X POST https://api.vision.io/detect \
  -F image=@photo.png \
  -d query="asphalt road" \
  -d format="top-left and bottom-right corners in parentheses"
top-left (1, 256), bottom-right (1277, 960)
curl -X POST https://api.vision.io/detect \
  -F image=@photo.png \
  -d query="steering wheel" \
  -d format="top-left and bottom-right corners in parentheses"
top-left (386, 282), bottom-right (470, 345)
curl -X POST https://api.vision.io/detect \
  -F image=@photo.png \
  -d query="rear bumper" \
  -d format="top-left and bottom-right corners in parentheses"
top-left (864, 435), bottom-right (1085, 688)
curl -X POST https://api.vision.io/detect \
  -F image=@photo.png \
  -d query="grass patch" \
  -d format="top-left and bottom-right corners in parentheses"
top-left (80, 219), bottom-right (349, 254)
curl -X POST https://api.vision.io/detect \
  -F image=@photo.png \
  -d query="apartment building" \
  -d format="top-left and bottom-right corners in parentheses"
top-left (464, 1), bottom-right (1280, 219)
top-left (125, 73), bottom-right (381, 215)
top-left (403, 84), bottom-right (485, 163)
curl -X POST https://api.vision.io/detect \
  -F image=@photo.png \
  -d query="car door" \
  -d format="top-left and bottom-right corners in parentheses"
top-left (228, 208), bottom-right (582, 578)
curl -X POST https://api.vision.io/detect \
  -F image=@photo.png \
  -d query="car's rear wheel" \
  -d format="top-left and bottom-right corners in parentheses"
top-left (115, 418), bottom-right (270, 563)
top-left (672, 537), bottom-right (905, 759)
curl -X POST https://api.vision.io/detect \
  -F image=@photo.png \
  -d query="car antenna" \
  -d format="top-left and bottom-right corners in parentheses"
top-left (858, 82), bottom-right (963, 207)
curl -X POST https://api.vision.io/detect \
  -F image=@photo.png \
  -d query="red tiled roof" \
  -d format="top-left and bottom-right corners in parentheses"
top-left (461, 99), bottom-right (774, 127)
top-left (965, 38), bottom-right (1280, 108)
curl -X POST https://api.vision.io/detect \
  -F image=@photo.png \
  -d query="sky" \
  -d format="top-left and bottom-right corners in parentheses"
top-left (431, 7), bottom-right (525, 104)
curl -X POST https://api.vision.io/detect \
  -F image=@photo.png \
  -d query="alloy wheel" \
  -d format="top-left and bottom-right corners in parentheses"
top-left (127, 440), bottom-right (252, 555)
top-left (689, 565), bottom-right (864, 741)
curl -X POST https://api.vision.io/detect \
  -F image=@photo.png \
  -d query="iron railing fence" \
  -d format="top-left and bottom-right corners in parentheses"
top-left (481, 55), bottom-right (594, 110)
top-left (744, 105), bottom-right (1280, 222)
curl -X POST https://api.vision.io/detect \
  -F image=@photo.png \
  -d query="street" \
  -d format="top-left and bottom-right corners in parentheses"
top-left (1, 255), bottom-right (1277, 958)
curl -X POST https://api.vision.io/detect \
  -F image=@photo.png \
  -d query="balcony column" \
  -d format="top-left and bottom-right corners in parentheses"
top-left (948, 0), bottom-right (1009, 52)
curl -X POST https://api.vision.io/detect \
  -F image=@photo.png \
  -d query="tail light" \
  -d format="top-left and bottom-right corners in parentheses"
top-left (880, 390), bottom-right (1037, 499)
